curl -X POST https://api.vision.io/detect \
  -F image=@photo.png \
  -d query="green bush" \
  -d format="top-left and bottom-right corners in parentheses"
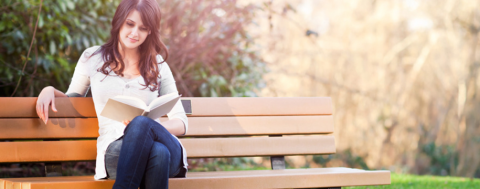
top-left (311, 149), bottom-right (370, 170)
top-left (421, 142), bottom-right (458, 176)
top-left (188, 157), bottom-right (269, 172)
top-left (0, 0), bottom-right (117, 97)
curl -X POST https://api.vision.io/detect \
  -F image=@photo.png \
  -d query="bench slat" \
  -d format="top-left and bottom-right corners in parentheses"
top-left (183, 135), bottom-right (336, 157)
top-left (0, 97), bottom-right (333, 118)
top-left (0, 118), bottom-right (99, 139)
top-left (0, 140), bottom-right (97, 163)
top-left (174, 168), bottom-right (390, 189)
top-left (0, 97), bottom-right (96, 118)
top-left (185, 115), bottom-right (334, 136)
top-left (0, 116), bottom-right (334, 139)
top-left (0, 168), bottom-right (390, 189)
top-left (184, 97), bottom-right (333, 116)
top-left (0, 136), bottom-right (335, 163)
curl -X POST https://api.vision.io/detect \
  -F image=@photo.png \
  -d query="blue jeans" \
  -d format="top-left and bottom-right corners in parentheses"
top-left (106, 116), bottom-right (184, 189)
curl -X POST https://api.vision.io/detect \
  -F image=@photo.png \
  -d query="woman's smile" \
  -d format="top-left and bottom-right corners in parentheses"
top-left (128, 37), bottom-right (138, 43)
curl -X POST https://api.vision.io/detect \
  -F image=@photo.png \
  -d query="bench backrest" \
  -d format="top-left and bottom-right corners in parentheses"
top-left (0, 97), bottom-right (335, 163)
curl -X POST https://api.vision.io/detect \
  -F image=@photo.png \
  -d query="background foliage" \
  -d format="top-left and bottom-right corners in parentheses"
top-left (158, 0), bottom-right (266, 97)
top-left (0, 0), bottom-right (117, 97)
top-left (253, 0), bottom-right (480, 179)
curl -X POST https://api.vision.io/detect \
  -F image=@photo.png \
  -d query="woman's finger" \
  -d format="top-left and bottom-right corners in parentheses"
top-left (43, 103), bottom-right (49, 124)
top-left (39, 103), bottom-right (43, 121)
top-left (51, 98), bottom-right (57, 112)
top-left (36, 103), bottom-right (40, 119)
top-left (40, 103), bottom-right (43, 123)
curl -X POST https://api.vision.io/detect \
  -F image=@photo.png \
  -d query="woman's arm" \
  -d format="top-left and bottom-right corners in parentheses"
top-left (159, 118), bottom-right (186, 136)
top-left (36, 86), bottom-right (68, 124)
top-left (37, 47), bottom-right (96, 124)
top-left (158, 62), bottom-right (189, 135)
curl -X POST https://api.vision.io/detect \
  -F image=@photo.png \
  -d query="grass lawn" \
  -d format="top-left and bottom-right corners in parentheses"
top-left (346, 173), bottom-right (480, 189)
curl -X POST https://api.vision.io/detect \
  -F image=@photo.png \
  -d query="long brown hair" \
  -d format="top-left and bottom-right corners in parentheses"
top-left (94, 0), bottom-right (169, 92)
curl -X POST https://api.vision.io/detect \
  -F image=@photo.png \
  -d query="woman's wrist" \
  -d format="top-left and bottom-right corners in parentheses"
top-left (42, 86), bottom-right (54, 92)
top-left (43, 86), bottom-right (68, 97)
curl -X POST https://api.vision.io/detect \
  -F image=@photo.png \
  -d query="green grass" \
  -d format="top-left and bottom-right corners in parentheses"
top-left (346, 173), bottom-right (480, 189)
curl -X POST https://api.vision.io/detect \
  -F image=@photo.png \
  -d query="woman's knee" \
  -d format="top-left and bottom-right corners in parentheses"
top-left (130, 116), bottom-right (153, 126)
top-left (124, 116), bottom-right (152, 136)
top-left (150, 142), bottom-right (170, 164)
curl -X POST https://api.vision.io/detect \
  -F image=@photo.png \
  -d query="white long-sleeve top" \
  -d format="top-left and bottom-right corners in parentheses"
top-left (65, 46), bottom-right (188, 180)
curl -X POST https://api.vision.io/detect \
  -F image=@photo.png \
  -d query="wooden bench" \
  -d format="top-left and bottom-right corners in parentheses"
top-left (0, 97), bottom-right (390, 189)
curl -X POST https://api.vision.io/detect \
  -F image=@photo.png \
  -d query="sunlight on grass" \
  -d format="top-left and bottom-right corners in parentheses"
top-left (346, 174), bottom-right (480, 189)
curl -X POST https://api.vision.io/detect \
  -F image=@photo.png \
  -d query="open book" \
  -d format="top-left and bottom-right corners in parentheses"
top-left (100, 92), bottom-right (181, 122)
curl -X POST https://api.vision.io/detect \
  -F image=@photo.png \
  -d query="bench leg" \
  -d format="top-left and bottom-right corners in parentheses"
top-left (269, 135), bottom-right (286, 170)
top-left (45, 162), bottom-right (62, 177)
top-left (270, 156), bottom-right (286, 170)
top-left (43, 139), bottom-right (63, 177)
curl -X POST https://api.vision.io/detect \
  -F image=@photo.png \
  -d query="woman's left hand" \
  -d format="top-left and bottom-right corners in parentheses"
top-left (123, 120), bottom-right (131, 126)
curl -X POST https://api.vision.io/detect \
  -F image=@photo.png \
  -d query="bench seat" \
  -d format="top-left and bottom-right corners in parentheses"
top-left (0, 97), bottom-right (390, 188)
top-left (1, 168), bottom-right (389, 189)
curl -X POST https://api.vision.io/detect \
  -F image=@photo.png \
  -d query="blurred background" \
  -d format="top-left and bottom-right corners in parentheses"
top-left (1, 0), bottom-right (480, 181)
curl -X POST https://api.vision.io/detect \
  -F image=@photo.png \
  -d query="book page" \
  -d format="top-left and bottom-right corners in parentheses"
top-left (100, 98), bottom-right (146, 122)
top-left (147, 92), bottom-right (179, 111)
top-left (146, 94), bottom-right (181, 120)
top-left (111, 96), bottom-right (148, 110)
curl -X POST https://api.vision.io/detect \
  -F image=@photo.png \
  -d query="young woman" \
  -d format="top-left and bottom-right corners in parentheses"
top-left (35, 0), bottom-right (188, 188)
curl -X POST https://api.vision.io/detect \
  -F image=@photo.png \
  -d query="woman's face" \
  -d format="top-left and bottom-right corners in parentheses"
top-left (118, 10), bottom-right (150, 50)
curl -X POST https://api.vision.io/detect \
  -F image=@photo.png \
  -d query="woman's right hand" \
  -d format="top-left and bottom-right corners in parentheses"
top-left (123, 120), bottom-right (131, 126)
top-left (36, 86), bottom-right (58, 124)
